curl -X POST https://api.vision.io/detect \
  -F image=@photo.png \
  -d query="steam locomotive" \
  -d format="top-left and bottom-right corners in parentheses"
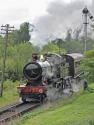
top-left (17, 53), bottom-right (83, 103)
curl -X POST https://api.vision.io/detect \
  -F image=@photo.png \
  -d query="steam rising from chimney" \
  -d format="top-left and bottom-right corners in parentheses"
top-left (32, 0), bottom-right (94, 46)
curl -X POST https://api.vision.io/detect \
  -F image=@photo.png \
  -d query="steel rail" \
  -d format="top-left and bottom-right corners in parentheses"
top-left (0, 102), bottom-right (40, 123)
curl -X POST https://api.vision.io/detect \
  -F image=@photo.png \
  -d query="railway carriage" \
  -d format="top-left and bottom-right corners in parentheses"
top-left (65, 53), bottom-right (83, 78)
top-left (62, 53), bottom-right (83, 89)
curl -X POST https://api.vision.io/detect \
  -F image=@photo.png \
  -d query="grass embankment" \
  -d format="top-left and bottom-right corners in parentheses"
top-left (10, 84), bottom-right (94, 125)
top-left (0, 80), bottom-right (19, 107)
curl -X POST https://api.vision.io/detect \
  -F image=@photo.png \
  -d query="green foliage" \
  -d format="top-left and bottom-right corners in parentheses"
top-left (0, 35), bottom-right (3, 44)
top-left (81, 49), bottom-right (94, 82)
top-left (63, 40), bottom-right (84, 53)
top-left (8, 22), bottom-right (30, 45)
top-left (19, 22), bottom-right (30, 43)
top-left (33, 45), bottom-right (41, 53)
top-left (0, 42), bottom-right (35, 81)
top-left (50, 37), bottom-right (94, 53)
top-left (41, 42), bottom-right (66, 54)
top-left (0, 80), bottom-right (19, 107)
top-left (85, 49), bottom-right (94, 57)
top-left (89, 120), bottom-right (94, 125)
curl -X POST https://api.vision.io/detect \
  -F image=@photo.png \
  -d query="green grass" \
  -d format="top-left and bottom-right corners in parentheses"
top-left (0, 80), bottom-right (19, 107)
top-left (10, 84), bottom-right (94, 125)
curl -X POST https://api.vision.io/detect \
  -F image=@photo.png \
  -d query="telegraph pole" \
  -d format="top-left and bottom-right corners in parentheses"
top-left (0, 24), bottom-right (14, 97)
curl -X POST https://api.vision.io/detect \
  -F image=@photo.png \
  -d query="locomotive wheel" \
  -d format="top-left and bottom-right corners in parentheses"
top-left (22, 97), bottom-right (27, 103)
top-left (39, 94), bottom-right (43, 103)
top-left (39, 94), bottom-right (46, 104)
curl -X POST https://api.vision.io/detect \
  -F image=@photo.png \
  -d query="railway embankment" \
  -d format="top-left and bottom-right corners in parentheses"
top-left (8, 83), bottom-right (94, 125)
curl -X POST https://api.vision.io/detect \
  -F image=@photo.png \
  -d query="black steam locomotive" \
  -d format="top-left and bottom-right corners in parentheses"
top-left (17, 53), bottom-right (83, 103)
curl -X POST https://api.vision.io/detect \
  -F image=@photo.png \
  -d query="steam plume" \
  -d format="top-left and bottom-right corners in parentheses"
top-left (32, 0), bottom-right (93, 46)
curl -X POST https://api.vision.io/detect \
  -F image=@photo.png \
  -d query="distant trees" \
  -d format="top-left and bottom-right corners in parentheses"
top-left (41, 42), bottom-right (66, 54)
top-left (0, 35), bottom-right (3, 44)
top-left (17, 22), bottom-right (30, 43)
top-left (7, 22), bottom-right (30, 45)
top-left (47, 37), bottom-right (84, 53)
top-left (65, 29), bottom-right (72, 41)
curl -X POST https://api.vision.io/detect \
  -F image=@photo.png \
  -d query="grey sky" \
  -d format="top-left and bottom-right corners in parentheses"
top-left (0, 0), bottom-right (90, 26)
top-left (0, 0), bottom-right (56, 26)
top-left (0, 0), bottom-right (93, 45)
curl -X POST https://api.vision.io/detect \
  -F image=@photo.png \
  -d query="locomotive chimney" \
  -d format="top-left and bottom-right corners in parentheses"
top-left (32, 53), bottom-right (38, 62)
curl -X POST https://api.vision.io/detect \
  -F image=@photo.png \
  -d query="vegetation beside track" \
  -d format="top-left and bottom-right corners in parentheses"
top-left (9, 84), bottom-right (94, 125)
top-left (0, 80), bottom-right (19, 107)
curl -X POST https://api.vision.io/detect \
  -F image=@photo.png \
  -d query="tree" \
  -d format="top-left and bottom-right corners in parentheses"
top-left (13, 30), bottom-right (21, 44)
top-left (41, 42), bottom-right (66, 54)
top-left (63, 40), bottom-right (84, 53)
top-left (81, 50), bottom-right (94, 82)
top-left (12, 22), bottom-right (31, 44)
top-left (51, 38), bottom-right (64, 48)
top-left (19, 22), bottom-right (30, 42)
top-left (6, 42), bottom-right (35, 80)
top-left (0, 35), bottom-right (3, 44)
top-left (73, 28), bottom-right (82, 41)
top-left (0, 42), bottom-right (35, 81)
top-left (65, 29), bottom-right (72, 41)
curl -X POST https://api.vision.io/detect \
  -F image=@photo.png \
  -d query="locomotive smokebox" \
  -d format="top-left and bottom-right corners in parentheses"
top-left (23, 62), bottom-right (42, 81)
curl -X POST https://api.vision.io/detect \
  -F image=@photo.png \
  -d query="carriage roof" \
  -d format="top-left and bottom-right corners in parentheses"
top-left (66, 53), bottom-right (83, 62)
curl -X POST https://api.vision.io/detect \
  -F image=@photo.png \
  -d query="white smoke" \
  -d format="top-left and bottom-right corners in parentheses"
top-left (31, 0), bottom-right (94, 46)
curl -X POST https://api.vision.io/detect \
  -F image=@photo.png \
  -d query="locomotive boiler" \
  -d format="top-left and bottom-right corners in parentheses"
top-left (17, 53), bottom-right (63, 102)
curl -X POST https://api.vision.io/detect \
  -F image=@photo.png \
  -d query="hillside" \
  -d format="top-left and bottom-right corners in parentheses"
top-left (10, 84), bottom-right (94, 125)
top-left (0, 80), bottom-right (19, 107)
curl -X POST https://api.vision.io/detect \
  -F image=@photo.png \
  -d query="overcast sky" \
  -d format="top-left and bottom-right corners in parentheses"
top-left (0, 0), bottom-right (90, 26)
top-left (0, 0), bottom-right (57, 26)
top-left (0, 0), bottom-right (93, 45)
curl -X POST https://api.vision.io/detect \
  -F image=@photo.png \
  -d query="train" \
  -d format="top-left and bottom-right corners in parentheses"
top-left (17, 52), bottom-right (83, 103)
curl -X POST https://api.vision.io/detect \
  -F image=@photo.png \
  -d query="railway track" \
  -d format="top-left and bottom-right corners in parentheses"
top-left (0, 102), bottom-right (40, 123)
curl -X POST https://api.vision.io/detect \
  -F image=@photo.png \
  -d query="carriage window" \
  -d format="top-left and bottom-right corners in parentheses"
top-left (63, 63), bottom-right (69, 77)
top-left (74, 61), bottom-right (81, 75)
